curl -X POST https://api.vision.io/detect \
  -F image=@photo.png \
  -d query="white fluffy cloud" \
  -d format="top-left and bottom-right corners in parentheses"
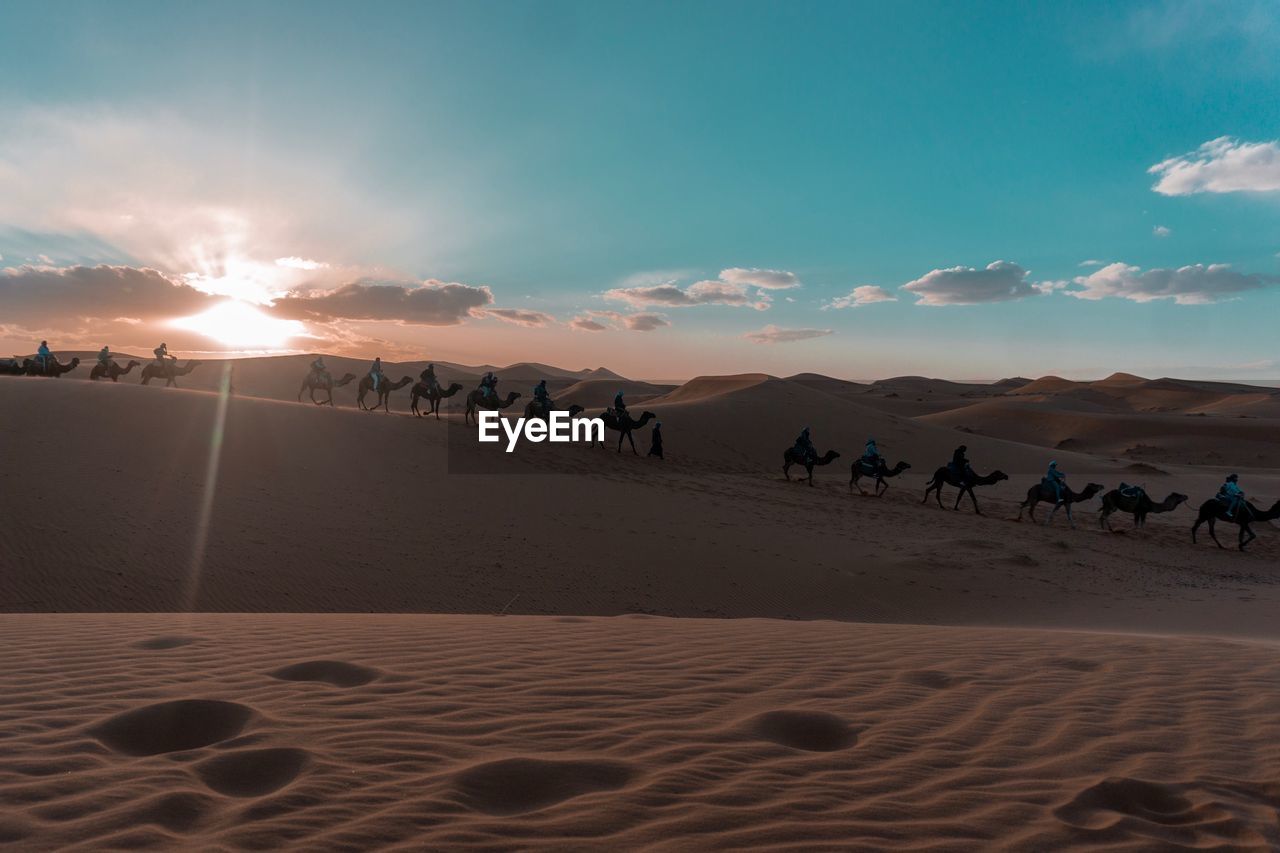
top-left (1149, 137), bottom-right (1280, 195)
top-left (481, 307), bottom-right (556, 328)
top-left (901, 261), bottom-right (1042, 306)
top-left (1153, 225), bottom-right (1171, 237)
top-left (571, 310), bottom-right (669, 332)
top-left (268, 280), bottom-right (493, 325)
top-left (604, 267), bottom-right (799, 311)
top-left (824, 285), bottom-right (897, 310)
top-left (1070, 262), bottom-right (1279, 304)
top-left (743, 325), bottom-right (833, 344)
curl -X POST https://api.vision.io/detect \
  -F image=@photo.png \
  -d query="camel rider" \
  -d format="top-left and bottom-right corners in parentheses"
top-left (369, 357), bottom-right (383, 392)
top-left (533, 379), bottom-right (551, 409)
top-left (310, 355), bottom-right (329, 383)
top-left (1219, 474), bottom-right (1245, 519)
top-left (420, 363), bottom-right (439, 393)
top-left (479, 371), bottom-right (498, 400)
top-left (98, 346), bottom-right (113, 370)
top-left (1044, 461), bottom-right (1067, 503)
top-left (36, 340), bottom-right (52, 374)
top-left (950, 445), bottom-right (971, 481)
top-left (862, 438), bottom-right (881, 469)
top-left (613, 390), bottom-right (627, 416)
top-left (794, 427), bottom-right (816, 463)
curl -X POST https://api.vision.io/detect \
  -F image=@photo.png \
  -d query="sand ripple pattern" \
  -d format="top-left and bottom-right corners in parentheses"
top-left (1, 614), bottom-right (1279, 850)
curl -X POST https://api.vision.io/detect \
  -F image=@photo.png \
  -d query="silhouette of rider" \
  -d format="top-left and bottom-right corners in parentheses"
top-left (479, 371), bottom-right (498, 400)
top-left (1044, 461), bottom-right (1067, 503)
top-left (533, 379), bottom-right (551, 410)
top-left (97, 346), bottom-right (113, 373)
top-left (950, 445), bottom-right (971, 482)
top-left (794, 427), bottom-right (816, 463)
top-left (613, 390), bottom-right (627, 416)
top-left (862, 437), bottom-right (881, 471)
top-left (310, 355), bottom-right (329, 383)
top-left (1219, 474), bottom-right (1245, 519)
top-left (369, 357), bottom-right (383, 392)
top-left (36, 340), bottom-right (52, 374)
top-left (420, 363), bottom-right (439, 393)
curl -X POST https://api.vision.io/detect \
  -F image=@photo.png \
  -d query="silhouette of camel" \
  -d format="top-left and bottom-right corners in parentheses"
top-left (1192, 497), bottom-right (1280, 551)
top-left (922, 467), bottom-right (1008, 514)
top-left (783, 448), bottom-right (840, 487)
top-left (524, 399), bottom-right (585, 420)
top-left (298, 372), bottom-right (356, 406)
top-left (0, 358), bottom-right (23, 375)
top-left (23, 356), bottom-right (81, 377)
top-left (1017, 482), bottom-right (1105, 528)
top-left (598, 410), bottom-right (656, 454)
top-left (90, 359), bottom-right (141, 382)
top-left (464, 390), bottom-right (521, 425)
top-left (140, 360), bottom-right (201, 387)
top-left (1099, 489), bottom-right (1188, 530)
top-left (357, 375), bottom-right (413, 412)
top-left (410, 381), bottom-right (463, 419)
top-left (850, 459), bottom-right (911, 496)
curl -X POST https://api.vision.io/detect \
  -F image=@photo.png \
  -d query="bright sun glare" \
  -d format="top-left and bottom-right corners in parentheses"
top-left (172, 300), bottom-right (305, 349)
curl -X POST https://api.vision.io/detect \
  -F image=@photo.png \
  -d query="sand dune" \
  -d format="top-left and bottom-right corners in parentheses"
top-left (2, 614), bottom-right (1278, 851)
top-left (556, 378), bottom-right (676, 410)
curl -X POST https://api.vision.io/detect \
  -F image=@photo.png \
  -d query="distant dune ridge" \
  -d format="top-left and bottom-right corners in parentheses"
top-left (4, 356), bottom-right (1280, 849)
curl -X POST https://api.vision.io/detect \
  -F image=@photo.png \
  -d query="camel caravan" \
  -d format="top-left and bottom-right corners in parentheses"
top-left (7, 342), bottom-right (1273, 551)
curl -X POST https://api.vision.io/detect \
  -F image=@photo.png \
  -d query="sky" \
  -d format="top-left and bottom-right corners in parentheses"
top-left (1, 0), bottom-right (1279, 380)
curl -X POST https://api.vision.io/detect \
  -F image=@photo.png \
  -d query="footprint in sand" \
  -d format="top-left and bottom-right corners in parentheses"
top-left (90, 699), bottom-right (253, 756)
top-left (133, 636), bottom-right (201, 650)
top-left (1054, 777), bottom-right (1264, 847)
top-left (454, 757), bottom-right (635, 815)
top-left (195, 748), bottom-right (310, 797)
top-left (268, 660), bottom-right (380, 687)
top-left (747, 710), bottom-right (858, 752)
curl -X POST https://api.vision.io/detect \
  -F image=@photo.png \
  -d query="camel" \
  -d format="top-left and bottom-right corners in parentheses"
top-left (1098, 488), bottom-right (1188, 531)
top-left (922, 467), bottom-right (1009, 514)
top-left (23, 356), bottom-right (80, 377)
top-left (90, 360), bottom-right (141, 382)
top-left (140, 359), bottom-right (202, 387)
top-left (782, 447), bottom-right (840, 487)
top-left (849, 458), bottom-right (911, 496)
top-left (0, 358), bottom-right (24, 375)
top-left (357, 375), bottom-right (413, 412)
top-left (597, 410), bottom-right (656, 455)
top-left (464, 389), bottom-right (521, 425)
top-left (410, 381), bottom-right (463, 419)
top-left (1017, 481), bottom-right (1105, 528)
top-left (1192, 497), bottom-right (1280, 551)
top-left (298, 371), bottom-right (357, 406)
top-left (523, 399), bottom-right (585, 420)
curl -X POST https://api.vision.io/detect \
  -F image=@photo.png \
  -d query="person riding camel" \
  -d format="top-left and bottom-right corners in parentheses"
top-left (862, 437), bottom-right (881, 471)
top-left (950, 445), bottom-right (971, 482)
top-left (310, 355), bottom-right (329, 383)
top-left (98, 346), bottom-right (114, 371)
top-left (533, 379), bottom-right (551, 410)
top-left (479, 371), bottom-right (498, 400)
top-left (420, 363), bottom-right (439, 393)
top-left (612, 390), bottom-right (627, 417)
top-left (36, 340), bottom-right (52, 374)
top-left (1218, 474), bottom-right (1245, 519)
top-left (793, 427), bottom-right (816, 463)
top-left (153, 342), bottom-right (175, 376)
top-left (369, 357), bottom-right (383, 392)
top-left (1044, 461), bottom-right (1067, 504)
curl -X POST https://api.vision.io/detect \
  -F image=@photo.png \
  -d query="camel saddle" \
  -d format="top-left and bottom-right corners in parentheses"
top-left (858, 458), bottom-right (882, 475)
top-left (1117, 483), bottom-right (1145, 500)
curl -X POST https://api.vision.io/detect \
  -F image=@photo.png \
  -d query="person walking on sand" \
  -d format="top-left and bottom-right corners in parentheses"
top-left (648, 421), bottom-right (664, 459)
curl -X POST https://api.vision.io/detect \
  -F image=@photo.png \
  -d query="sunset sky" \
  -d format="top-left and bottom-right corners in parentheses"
top-left (2, 1), bottom-right (1279, 380)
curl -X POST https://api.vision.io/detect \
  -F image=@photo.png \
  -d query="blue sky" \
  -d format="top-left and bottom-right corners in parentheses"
top-left (1, 0), bottom-right (1278, 379)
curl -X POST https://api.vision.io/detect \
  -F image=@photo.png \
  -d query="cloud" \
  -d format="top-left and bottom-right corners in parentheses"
top-left (824, 285), bottom-right (897, 310)
top-left (603, 267), bottom-right (799, 311)
top-left (569, 315), bottom-right (609, 332)
top-left (481, 307), bottom-right (556, 328)
top-left (1079, 259), bottom-right (1105, 267)
top-left (275, 257), bottom-right (329, 270)
top-left (1153, 225), bottom-right (1172, 237)
top-left (624, 312), bottom-right (669, 331)
top-left (901, 260), bottom-right (1043, 306)
top-left (267, 279), bottom-right (492, 325)
top-left (1149, 137), bottom-right (1280, 195)
top-left (1070, 262), bottom-right (1280, 304)
top-left (0, 264), bottom-right (223, 327)
top-left (744, 325), bottom-right (833, 344)
top-left (717, 267), bottom-right (801, 290)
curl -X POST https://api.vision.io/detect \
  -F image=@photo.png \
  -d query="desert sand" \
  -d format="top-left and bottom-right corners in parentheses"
top-left (3, 358), bottom-right (1280, 850)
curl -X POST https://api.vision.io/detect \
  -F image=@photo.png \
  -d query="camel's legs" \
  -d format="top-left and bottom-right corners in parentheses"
top-left (1207, 517), bottom-right (1223, 549)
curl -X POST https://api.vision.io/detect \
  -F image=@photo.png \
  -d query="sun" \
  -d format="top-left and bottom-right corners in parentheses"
top-left (172, 300), bottom-right (305, 349)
